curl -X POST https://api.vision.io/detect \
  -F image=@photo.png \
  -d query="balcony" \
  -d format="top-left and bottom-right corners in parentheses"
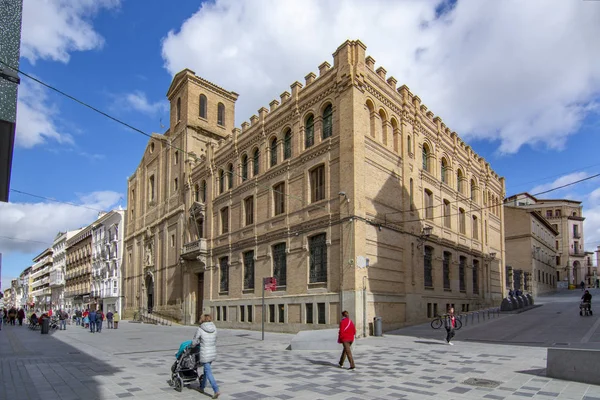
top-left (181, 238), bottom-right (207, 261)
top-left (573, 232), bottom-right (581, 239)
top-left (570, 250), bottom-right (583, 256)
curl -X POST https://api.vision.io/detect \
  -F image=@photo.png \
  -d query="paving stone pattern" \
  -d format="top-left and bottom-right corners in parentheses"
top-left (1, 321), bottom-right (600, 400)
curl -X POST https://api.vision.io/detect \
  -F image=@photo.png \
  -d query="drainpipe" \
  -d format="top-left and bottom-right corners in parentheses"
top-left (362, 282), bottom-right (366, 338)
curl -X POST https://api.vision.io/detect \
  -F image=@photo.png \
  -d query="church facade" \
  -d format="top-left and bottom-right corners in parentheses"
top-left (123, 40), bottom-right (506, 335)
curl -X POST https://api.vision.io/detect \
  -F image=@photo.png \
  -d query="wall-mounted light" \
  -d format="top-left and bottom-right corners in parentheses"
top-left (339, 191), bottom-right (350, 203)
top-left (416, 226), bottom-right (433, 249)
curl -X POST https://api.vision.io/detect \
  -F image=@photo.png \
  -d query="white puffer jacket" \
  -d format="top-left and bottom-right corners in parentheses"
top-left (192, 322), bottom-right (217, 363)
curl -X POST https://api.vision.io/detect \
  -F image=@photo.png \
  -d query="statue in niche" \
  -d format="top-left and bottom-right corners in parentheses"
top-left (145, 242), bottom-right (154, 266)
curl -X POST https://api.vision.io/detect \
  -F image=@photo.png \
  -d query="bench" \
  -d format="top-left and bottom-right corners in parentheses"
top-left (546, 347), bottom-right (600, 385)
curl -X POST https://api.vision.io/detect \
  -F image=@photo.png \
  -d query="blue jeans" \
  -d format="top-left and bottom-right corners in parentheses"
top-left (107, 320), bottom-right (113, 329)
top-left (76, 316), bottom-right (81, 326)
top-left (60, 320), bottom-right (67, 330)
top-left (90, 320), bottom-right (96, 332)
top-left (96, 320), bottom-right (102, 332)
top-left (200, 362), bottom-right (219, 393)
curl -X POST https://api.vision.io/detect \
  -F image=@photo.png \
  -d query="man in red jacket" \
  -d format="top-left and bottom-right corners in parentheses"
top-left (337, 310), bottom-right (356, 370)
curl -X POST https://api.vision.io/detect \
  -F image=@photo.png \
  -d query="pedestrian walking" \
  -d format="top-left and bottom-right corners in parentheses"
top-left (106, 311), bottom-right (114, 329)
top-left (89, 310), bottom-right (97, 333)
top-left (96, 310), bottom-right (104, 333)
top-left (113, 311), bottom-right (120, 329)
top-left (445, 307), bottom-right (457, 345)
top-left (581, 281), bottom-right (586, 291)
top-left (192, 314), bottom-right (220, 399)
top-left (17, 309), bottom-right (25, 326)
top-left (337, 310), bottom-right (356, 370)
top-left (76, 309), bottom-right (82, 326)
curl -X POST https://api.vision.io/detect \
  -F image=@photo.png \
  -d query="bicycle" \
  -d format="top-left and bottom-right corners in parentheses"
top-left (430, 314), bottom-right (462, 330)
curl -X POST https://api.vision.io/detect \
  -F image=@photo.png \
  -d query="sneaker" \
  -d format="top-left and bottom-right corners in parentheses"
top-left (198, 388), bottom-right (204, 394)
top-left (212, 393), bottom-right (220, 399)
top-left (348, 367), bottom-right (356, 371)
top-left (338, 363), bottom-right (343, 368)
top-left (448, 342), bottom-right (454, 346)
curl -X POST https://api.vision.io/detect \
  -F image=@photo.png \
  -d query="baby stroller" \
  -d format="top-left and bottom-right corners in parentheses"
top-left (580, 301), bottom-right (593, 316)
top-left (168, 340), bottom-right (203, 392)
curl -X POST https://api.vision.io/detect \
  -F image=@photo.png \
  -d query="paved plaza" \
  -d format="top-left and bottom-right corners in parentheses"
top-left (2, 290), bottom-right (600, 400)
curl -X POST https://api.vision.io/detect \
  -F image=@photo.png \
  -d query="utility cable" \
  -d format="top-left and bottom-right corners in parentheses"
top-left (10, 189), bottom-right (106, 212)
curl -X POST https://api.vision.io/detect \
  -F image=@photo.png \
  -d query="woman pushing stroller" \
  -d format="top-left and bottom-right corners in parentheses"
top-left (169, 314), bottom-right (220, 398)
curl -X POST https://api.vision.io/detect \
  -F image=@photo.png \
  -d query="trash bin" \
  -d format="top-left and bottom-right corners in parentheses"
top-left (41, 318), bottom-right (50, 334)
top-left (373, 316), bottom-right (383, 337)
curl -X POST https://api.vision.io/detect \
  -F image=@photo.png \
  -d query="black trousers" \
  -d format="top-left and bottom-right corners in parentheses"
top-left (445, 327), bottom-right (455, 342)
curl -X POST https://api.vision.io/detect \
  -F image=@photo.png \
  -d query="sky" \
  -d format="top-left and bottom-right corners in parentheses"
top-left (2, 0), bottom-right (600, 290)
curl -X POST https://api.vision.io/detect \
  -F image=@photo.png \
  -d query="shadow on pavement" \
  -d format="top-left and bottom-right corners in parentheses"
top-left (305, 359), bottom-right (340, 368)
top-left (516, 367), bottom-right (547, 377)
top-left (0, 322), bottom-right (122, 400)
top-left (414, 340), bottom-right (447, 346)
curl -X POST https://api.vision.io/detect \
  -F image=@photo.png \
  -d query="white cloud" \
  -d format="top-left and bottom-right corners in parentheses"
top-left (21, 0), bottom-right (120, 64)
top-left (0, 191), bottom-right (122, 255)
top-left (15, 79), bottom-right (74, 148)
top-left (123, 91), bottom-right (168, 115)
top-left (530, 172), bottom-right (592, 196)
top-left (161, 0), bottom-right (600, 154)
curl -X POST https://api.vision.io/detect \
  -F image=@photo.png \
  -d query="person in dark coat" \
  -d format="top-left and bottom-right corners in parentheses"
top-left (89, 310), bottom-right (97, 333)
top-left (17, 309), bottom-right (25, 326)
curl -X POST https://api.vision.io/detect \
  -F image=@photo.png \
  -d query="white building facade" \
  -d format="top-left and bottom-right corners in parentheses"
top-left (92, 209), bottom-right (125, 314)
top-left (50, 230), bottom-right (81, 311)
top-left (30, 248), bottom-right (53, 312)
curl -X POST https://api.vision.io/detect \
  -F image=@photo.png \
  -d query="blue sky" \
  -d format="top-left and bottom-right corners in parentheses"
top-left (2, 0), bottom-right (600, 290)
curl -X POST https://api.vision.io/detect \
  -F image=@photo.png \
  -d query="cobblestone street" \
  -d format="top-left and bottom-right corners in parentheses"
top-left (2, 304), bottom-right (600, 400)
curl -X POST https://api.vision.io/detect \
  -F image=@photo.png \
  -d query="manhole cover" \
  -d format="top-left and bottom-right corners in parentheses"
top-left (462, 378), bottom-right (501, 388)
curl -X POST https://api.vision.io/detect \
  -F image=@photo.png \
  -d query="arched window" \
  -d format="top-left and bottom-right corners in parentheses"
top-left (199, 94), bottom-right (207, 119)
top-left (322, 104), bottom-right (332, 139)
top-left (391, 118), bottom-right (399, 152)
top-left (241, 154), bottom-right (248, 181)
top-left (422, 144), bottom-right (430, 172)
top-left (284, 129), bottom-right (292, 160)
top-left (379, 109), bottom-right (387, 145)
top-left (424, 189), bottom-right (434, 220)
top-left (194, 184), bottom-right (199, 202)
top-left (219, 169), bottom-right (225, 194)
top-left (366, 100), bottom-right (375, 138)
top-left (253, 148), bottom-right (260, 176)
top-left (217, 103), bottom-right (225, 126)
top-left (305, 114), bottom-right (314, 148)
top-left (409, 178), bottom-right (414, 210)
top-left (270, 137), bottom-right (278, 167)
top-left (200, 180), bottom-right (206, 202)
top-left (457, 169), bottom-right (464, 193)
top-left (470, 179), bottom-right (477, 202)
top-left (176, 97), bottom-right (181, 122)
top-left (441, 158), bottom-right (449, 184)
top-left (227, 163), bottom-right (233, 189)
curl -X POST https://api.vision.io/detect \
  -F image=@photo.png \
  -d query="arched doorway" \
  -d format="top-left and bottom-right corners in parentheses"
top-left (145, 274), bottom-right (154, 313)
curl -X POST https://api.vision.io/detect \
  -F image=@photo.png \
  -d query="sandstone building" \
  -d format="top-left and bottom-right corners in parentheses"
top-left (124, 40), bottom-right (506, 334)
top-left (65, 226), bottom-right (92, 311)
top-left (505, 193), bottom-right (588, 287)
top-left (504, 206), bottom-right (559, 296)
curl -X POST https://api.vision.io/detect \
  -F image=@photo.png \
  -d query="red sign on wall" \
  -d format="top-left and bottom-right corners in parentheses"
top-left (264, 277), bottom-right (277, 291)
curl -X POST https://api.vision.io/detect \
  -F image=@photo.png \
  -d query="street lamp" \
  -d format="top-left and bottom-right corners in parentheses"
top-left (416, 226), bottom-right (432, 249)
